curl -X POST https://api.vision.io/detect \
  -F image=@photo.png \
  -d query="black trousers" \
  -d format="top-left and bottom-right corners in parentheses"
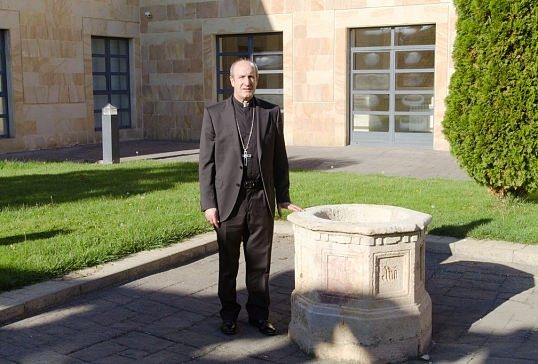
top-left (215, 187), bottom-right (274, 321)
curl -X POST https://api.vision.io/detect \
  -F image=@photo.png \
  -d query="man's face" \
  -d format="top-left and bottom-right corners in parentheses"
top-left (230, 60), bottom-right (258, 103)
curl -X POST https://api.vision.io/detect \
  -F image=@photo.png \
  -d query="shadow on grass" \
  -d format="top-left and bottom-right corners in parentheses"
top-left (519, 191), bottom-right (538, 203)
top-left (287, 156), bottom-right (359, 171)
top-left (0, 267), bottom-right (56, 293)
top-left (0, 162), bottom-right (199, 209)
top-left (0, 229), bottom-right (72, 246)
top-left (428, 218), bottom-right (492, 238)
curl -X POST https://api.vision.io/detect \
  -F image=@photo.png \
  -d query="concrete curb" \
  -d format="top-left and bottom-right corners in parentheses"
top-left (0, 232), bottom-right (218, 325)
top-left (0, 221), bottom-right (535, 326)
top-left (425, 234), bottom-right (538, 266)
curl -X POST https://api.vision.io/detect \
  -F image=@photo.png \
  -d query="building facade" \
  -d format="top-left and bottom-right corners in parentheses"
top-left (0, 0), bottom-right (456, 154)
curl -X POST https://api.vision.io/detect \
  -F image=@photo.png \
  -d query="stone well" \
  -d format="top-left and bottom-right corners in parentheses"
top-left (287, 204), bottom-right (432, 364)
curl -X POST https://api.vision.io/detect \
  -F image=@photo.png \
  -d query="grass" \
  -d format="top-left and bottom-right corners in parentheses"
top-left (290, 170), bottom-right (538, 242)
top-left (1, 159), bottom-right (538, 293)
top-left (0, 160), bottom-right (208, 293)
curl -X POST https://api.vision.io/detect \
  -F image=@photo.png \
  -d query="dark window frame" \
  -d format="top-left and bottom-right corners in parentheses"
top-left (92, 36), bottom-right (131, 131)
top-left (216, 33), bottom-right (284, 110)
top-left (0, 30), bottom-right (9, 138)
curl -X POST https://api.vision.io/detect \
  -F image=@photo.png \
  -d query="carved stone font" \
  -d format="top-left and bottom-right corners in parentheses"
top-left (288, 204), bottom-right (432, 363)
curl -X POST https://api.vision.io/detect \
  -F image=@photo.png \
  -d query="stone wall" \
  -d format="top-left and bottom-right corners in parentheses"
top-left (140, 0), bottom-right (456, 149)
top-left (0, 0), bottom-right (456, 153)
top-left (0, 0), bottom-right (142, 153)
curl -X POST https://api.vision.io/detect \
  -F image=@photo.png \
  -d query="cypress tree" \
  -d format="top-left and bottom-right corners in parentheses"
top-left (443, 0), bottom-right (538, 197)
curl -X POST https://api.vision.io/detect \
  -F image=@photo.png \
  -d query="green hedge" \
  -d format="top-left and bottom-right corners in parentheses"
top-left (443, 0), bottom-right (538, 197)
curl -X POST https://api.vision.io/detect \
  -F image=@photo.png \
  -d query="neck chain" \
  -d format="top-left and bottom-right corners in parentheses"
top-left (234, 106), bottom-right (255, 166)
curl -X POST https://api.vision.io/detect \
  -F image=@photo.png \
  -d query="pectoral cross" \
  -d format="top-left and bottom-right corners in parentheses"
top-left (243, 149), bottom-right (252, 166)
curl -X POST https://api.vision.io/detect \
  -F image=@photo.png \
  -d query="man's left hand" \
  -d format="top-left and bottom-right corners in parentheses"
top-left (277, 202), bottom-right (304, 217)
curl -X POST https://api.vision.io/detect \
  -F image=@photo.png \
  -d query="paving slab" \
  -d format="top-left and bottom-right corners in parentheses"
top-left (0, 222), bottom-right (537, 363)
top-left (1, 141), bottom-right (537, 363)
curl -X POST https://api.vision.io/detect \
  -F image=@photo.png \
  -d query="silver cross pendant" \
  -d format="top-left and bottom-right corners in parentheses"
top-left (243, 149), bottom-right (252, 166)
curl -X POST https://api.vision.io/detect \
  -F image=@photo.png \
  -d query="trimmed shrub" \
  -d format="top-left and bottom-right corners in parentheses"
top-left (443, 0), bottom-right (538, 197)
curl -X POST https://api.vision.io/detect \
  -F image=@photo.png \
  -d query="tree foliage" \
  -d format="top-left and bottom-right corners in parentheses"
top-left (443, 0), bottom-right (538, 197)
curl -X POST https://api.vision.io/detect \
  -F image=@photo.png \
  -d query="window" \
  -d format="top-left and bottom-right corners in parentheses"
top-left (216, 33), bottom-right (283, 110)
top-left (0, 30), bottom-right (9, 138)
top-left (92, 37), bottom-right (131, 130)
top-left (350, 25), bottom-right (436, 147)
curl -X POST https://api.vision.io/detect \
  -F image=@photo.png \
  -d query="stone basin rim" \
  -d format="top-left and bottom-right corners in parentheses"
top-left (287, 204), bottom-right (432, 235)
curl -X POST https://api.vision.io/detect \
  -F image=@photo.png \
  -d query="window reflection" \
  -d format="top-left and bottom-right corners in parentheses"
top-left (350, 26), bottom-right (435, 136)
top-left (395, 72), bottom-right (434, 90)
top-left (396, 115), bottom-right (432, 133)
top-left (353, 94), bottom-right (389, 112)
top-left (353, 52), bottom-right (390, 70)
top-left (220, 36), bottom-right (248, 53)
top-left (396, 50), bottom-right (435, 69)
top-left (257, 73), bottom-right (283, 89)
top-left (254, 55), bottom-right (283, 70)
top-left (253, 34), bottom-right (282, 52)
top-left (220, 56), bottom-right (238, 73)
top-left (353, 74), bottom-right (390, 91)
top-left (395, 25), bottom-right (436, 46)
top-left (353, 114), bottom-right (389, 132)
top-left (352, 28), bottom-right (391, 47)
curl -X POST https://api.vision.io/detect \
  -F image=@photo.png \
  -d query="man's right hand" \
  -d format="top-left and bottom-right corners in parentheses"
top-left (204, 208), bottom-right (220, 228)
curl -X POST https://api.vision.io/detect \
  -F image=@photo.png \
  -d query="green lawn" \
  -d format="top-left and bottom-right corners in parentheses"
top-left (1, 159), bottom-right (537, 293)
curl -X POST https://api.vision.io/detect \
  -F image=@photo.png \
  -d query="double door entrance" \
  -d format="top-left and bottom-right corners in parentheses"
top-left (350, 25), bottom-right (436, 148)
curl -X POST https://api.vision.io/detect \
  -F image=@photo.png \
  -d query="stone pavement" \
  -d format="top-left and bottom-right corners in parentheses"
top-left (1, 141), bottom-right (538, 363)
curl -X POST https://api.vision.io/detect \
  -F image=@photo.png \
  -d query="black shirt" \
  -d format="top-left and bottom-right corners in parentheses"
top-left (232, 97), bottom-right (260, 181)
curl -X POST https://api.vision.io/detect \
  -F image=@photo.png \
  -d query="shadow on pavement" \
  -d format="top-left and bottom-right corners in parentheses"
top-left (423, 253), bottom-right (536, 363)
top-left (0, 244), bottom-right (536, 363)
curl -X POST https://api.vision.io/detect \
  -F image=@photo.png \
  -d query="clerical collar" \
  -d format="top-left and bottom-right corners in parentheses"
top-left (233, 97), bottom-right (254, 108)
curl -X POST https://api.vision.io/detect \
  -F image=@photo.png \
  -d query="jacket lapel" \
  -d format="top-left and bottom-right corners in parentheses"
top-left (256, 98), bottom-right (269, 161)
top-left (223, 98), bottom-right (242, 162)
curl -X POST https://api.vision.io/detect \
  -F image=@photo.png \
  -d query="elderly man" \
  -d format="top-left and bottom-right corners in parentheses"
top-left (199, 59), bottom-right (302, 336)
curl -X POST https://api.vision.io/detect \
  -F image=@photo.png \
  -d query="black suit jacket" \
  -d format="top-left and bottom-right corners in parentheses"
top-left (199, 97), bottom-right (291, 222)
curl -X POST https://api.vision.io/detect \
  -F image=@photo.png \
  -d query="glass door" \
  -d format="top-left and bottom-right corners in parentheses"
top-left (350, 26), bottom-right (436, 148)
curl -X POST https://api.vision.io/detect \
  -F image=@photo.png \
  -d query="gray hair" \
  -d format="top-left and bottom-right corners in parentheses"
top-left (229, 58), bottom-right (259, 78)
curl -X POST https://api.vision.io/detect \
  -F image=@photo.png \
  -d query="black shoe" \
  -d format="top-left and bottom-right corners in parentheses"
top-left (220, 320), bottom-right (237, 335)
top-left (248, 319), bottom-right (277, 336)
